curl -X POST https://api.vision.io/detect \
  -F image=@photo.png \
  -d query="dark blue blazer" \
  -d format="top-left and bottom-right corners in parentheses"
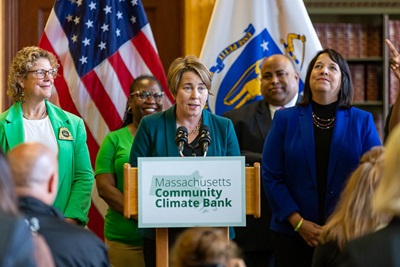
top-left (262, 104), bottom-right (381, 235)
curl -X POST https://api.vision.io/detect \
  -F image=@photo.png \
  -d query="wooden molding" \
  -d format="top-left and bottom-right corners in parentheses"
top-left (1, 0), bottom-right (18, 111)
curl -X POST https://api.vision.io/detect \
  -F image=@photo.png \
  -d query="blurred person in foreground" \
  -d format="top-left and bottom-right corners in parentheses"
top-left (129, 55), bottom-right (240, 267)
top-left (223, 54), bottom-right (300, 267)
top-left (262, 48), bottom-right (381, 267)
top-left (0, 148), bottom-right (39, 267)
top-left (341, 124), bottom-right (400, 267)
top-left (170, 227), bottom-right (246, 267)
top-left (95, 75), bottom-right (164, 267)
top-left (8, 142), bottom-right (109, 267)
top-left (312, 146), bottom-right (390, 267)
top-left (0, 46), bottom-right (93, 226)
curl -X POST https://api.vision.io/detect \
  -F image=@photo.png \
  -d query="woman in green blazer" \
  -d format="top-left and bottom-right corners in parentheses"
top-left (0, 46), bottom-right (93, 226)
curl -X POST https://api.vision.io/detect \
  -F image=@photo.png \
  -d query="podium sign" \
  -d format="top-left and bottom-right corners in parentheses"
top-left (138, 156), bottom-right (246, 228)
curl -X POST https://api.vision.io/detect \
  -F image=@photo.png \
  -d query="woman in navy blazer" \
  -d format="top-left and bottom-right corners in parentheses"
top-left (262, 48), bottom-right (381, 267)
top-left (129, 55), bottom-right (240, 267)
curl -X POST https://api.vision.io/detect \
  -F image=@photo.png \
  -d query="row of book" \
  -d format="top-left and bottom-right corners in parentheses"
top-left (349, 64), bottom-right (380, 102)
top-left (314, 23), bottom-right (382, 58)
top-left (314, 20), bottom-right (400, 105)
top-left (373, 112), bottom-right (384, 141)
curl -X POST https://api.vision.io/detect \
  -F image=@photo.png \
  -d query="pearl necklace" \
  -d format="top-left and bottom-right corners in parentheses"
top-left (312, 111), bottom-right (335, 130)
top-left (23, 109), bottom-right (47, 120)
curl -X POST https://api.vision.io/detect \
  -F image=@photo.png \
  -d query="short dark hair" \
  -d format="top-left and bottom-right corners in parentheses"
top-left (298, 48), bottom-right (353, 108)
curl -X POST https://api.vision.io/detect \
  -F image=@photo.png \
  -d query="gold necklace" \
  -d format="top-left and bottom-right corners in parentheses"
top-left (188, 118), bottom-right (202, 135)
top-left (23, 109), bottom-right (47, 120)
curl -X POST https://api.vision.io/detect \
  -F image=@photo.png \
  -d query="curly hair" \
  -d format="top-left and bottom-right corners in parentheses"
top-left (7, 46), bottom-right (59, 102)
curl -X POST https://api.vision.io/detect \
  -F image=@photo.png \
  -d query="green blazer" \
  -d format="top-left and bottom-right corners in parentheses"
top-left (0, 101), bottom-right (93, 225)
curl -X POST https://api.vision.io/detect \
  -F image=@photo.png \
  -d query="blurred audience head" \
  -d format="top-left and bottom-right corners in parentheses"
top-left (170, 227), bottom-right (245, 267)
top-left (8, 142), bottom-right (58, 205)
top-left (374, 124), bottom-right (400, 216)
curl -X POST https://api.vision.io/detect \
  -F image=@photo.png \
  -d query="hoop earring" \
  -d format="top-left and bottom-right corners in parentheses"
top-left (127, 107), bottom-right (132, 114)
top-left (20, 91), bottom-right (25, 103)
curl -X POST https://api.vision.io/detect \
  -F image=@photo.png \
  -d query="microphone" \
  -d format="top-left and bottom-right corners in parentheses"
top-left (175, 126), bottom-right (188, 156)
top-left (199, 125), bottom-right (211, 157)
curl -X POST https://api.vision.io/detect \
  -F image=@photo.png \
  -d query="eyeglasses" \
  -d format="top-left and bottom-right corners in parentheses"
top-left (131, 91), bottom-right (164, 102)
top-left (27, 69), bottom-right (58, 79)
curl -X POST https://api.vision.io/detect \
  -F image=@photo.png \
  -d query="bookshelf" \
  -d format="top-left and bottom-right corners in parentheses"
top-left (305, 1), bottom-right (400, 140)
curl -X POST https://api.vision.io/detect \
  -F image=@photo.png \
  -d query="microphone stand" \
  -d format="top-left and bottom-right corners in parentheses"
top-left (175, 126), bottom-right (188, 157)
top-left (199, 125), bottom-right (211, 157)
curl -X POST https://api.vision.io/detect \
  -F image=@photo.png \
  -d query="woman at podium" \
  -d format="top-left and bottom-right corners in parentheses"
top-left (129, 55), bottom-right (240, 267)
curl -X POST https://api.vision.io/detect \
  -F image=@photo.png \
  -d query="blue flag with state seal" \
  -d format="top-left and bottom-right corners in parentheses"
top-left (200, 0), bottom-right (322, 115)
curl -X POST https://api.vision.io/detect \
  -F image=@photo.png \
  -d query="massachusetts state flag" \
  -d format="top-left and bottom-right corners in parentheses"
top-left (38, 0), bottom-right (171, 238)
top-left (200, 0), bottom-right (322, 115)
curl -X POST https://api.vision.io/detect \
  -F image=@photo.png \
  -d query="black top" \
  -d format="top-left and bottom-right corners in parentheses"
top-left (183, 134), bottom-right (203, 157)
top-left (312, 100), bottom-right (337, 224)
top-left (342, 217), bottom-right (400, 267)
top-left (312, 240), bottom-right (343, 267)
top-left (18, 196), bottom-right (110, 267)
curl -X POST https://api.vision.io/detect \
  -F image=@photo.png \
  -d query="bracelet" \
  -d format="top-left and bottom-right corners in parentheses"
top-left (294, 218), bottom-right (303, 232)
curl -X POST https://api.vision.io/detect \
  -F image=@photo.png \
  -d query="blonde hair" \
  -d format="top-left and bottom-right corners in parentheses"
top-left (7, 46), bottom-right (59, 102)
top-left (318, 146), bottom-right (389, 250)
top-left (167, 55), bottom-right (213, 97)
top-left (170, 227), bottom-right (240, 267)
top-left (374, 124), bottom-right (400, 215)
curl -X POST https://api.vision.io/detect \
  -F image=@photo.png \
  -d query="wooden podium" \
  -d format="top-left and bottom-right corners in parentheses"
top-left (124, 162), bottom-right (261, 267)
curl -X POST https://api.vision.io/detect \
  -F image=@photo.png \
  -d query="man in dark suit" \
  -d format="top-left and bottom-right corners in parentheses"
top-left (223, 54), bottom-right (300, 267)
top-left (8, 142), bottom-right (110, 267)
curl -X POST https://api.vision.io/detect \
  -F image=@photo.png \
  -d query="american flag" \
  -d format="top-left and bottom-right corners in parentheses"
top-left (38, 0), bottom-right (172, 238)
